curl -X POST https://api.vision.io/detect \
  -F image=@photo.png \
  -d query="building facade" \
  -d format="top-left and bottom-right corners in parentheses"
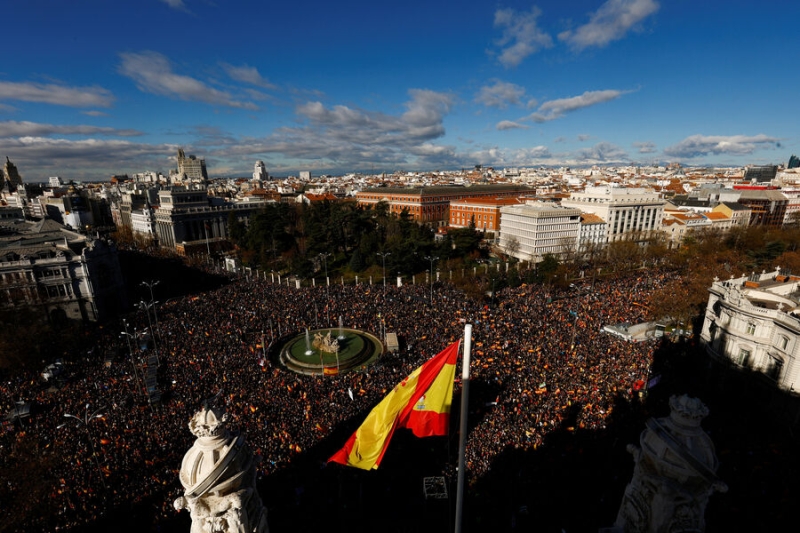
top-left (700, 270), bottom-right (800, 393)
top-left (0, 218), bottom-right (126, 322)
top-left (177, 149), bottom-right (209, 182)
top-left (154, 187), bottom-right (269, 252)
top-left (448, 197), bottom-right (523, 232)
top-left (735, 189), bottom-right (788, 226)
top-left (498, 202), bottom-right (581, 262)
top-left (356, 184), bottom-right (531, 226)
top-left (253, 160), bottom-right (269, 181)
top-left (560, 186), bottom-right (665, 243)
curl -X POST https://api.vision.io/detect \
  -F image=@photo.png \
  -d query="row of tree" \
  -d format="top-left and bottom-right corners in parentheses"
top-left (227, 200), bottom-right (486, 280)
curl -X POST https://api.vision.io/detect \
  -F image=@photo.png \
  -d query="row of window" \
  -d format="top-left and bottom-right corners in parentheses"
top-left (736, 347), bottom-right (784, 380)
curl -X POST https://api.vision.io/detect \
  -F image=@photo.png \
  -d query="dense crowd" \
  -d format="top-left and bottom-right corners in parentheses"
top-left (0, 267), bottom-right (675, 531)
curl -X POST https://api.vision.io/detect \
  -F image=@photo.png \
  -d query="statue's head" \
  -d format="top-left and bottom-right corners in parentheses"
top-left (668, 394), bottom-right (709, 428)
top-left (189, 405), bottom-right (229, 438)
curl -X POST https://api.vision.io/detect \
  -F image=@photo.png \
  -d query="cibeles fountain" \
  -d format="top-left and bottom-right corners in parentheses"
top-left (174, 399), bottom-right (269, 533)
top-left (603, 395), bottom-right (728, 533)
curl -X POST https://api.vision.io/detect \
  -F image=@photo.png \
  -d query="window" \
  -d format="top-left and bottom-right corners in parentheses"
top-left (736, 348), bottom-right (751, 367)
top-left (767, 357), bottom-right (784, 381)
top-left (746, 322), bottom-right (756, 335)
top-left (780, 336), bottom-right (789, 351)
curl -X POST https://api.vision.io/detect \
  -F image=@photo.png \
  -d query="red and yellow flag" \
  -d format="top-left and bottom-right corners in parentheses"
top-left (328, 340), bottom-right (460, 470)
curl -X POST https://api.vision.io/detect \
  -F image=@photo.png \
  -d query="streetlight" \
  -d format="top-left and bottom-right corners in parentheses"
top-left (424, 255), bottom-right (439, 305)
top-left (138, 300), bottom-right (159, 365)
top-left (318, 253), bottom-right (331, 325)
top-left (139, 280), bottom-right (160, 328)
top-left (376, 252), bottom-right (391, 291)
top-left (121, 320), bottom-right (143, 398)
top-left (59, 404), bottom-right (107, 491)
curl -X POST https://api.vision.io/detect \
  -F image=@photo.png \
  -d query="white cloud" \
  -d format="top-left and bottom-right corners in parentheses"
top-left (221, 63), bottom-right (276, 90)
top-left (81, 110), bottom-right (109, 117)
top-left (514, 145), bottom-right (552, 160)
top-left (494, 7), bottom-right (553, 68)
top-left (0, 80), bottom-right (114, 108)
top-left (0, 136), bottom-right (176, 180)
top-left (208, 89), bottom-right (456, 170)
top-left (496, 120), bottom-right (528, 131)
top-left (528, 89), bottom-right (626, 122)
top-left (118, 51), bottom-right (258, 110)
top-left (475, 80), bottom-right (526, 109)
top-left (0, 120), bottom-right (141, 137)
top-left (578, 134), bottom-right (592, 142)
top-left (559, 0), bottom-right (660, 51)
top-left (633, 141), bottom-right (657, 153)
top-left (664, 134), bottom-right (779, 159)
top-left (575, 141), bottom-right (629, 162)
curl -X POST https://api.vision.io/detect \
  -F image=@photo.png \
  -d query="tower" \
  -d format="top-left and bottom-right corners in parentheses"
top-left (176, 148), bottom-right (209, 182)
top-left (253, 160), bottom-right (268, 181)
top-left (4, 157), bottom-right (22, 191)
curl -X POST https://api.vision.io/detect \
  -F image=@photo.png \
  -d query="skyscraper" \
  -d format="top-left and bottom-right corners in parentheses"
top-left (177, 149), bottom-right (208, 182)
top-left (253, 160), bottom-right (269, 181)
top-left (3, 157), bottom-right (22, 191)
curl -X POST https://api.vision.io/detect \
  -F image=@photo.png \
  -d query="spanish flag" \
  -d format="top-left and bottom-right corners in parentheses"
top-left (328, 340), bottom-right (460, 470)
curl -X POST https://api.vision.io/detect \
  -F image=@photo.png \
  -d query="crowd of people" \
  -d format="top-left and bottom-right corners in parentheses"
top-left (0, 266), bottom-right (676, 531)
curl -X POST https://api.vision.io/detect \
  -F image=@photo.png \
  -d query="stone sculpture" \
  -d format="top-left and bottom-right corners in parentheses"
top-left (174, 398), bottom-right (269, 533)
top-left (609, 395), bottom-right (727, 533)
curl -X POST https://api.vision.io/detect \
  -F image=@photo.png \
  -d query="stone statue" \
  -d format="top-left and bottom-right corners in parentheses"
top-left (606, 395), bottom-right (727, 533)
top-left (174, 396), bottom-right (269, 533)
top-left (312, 331), bottom-right (340, 354)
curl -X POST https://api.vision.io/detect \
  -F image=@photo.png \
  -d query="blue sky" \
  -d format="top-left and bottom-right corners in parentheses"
top-left (1, 1), bottom-right (798, 181)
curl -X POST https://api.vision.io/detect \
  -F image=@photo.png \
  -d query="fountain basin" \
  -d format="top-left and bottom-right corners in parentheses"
top-left (278, 328), bottom-right (384, 376)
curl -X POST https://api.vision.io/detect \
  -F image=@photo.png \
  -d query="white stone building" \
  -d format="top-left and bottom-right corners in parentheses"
top-left (0, 218), bottom-right (127, 322)
top-left (700, 269), bottom-right (800, 393)
top-left (131, 208), bottom-right (156, 237)
top-left (560, 186), bottom-right (665, 243)
top-left (253, 160), bottom-right (269, 181)
top-left (498, 202), bottom-right (581, 262)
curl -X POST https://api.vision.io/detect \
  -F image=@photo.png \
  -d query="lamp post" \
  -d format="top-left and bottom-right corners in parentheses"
top-left (139, 280), bottom-right (160, 329)
top-left (59, 404), bottom-right (107, 491)
top-left (424, 255), bottom-right (439, 305)
top-left (120, 320), bottom-right (143, 398)
top-left (376, 252), bottom-right (391, 292)
top-left (318, 253), bottom-right (331, 325)
top-left (138, 300), bottom-right (159, 365)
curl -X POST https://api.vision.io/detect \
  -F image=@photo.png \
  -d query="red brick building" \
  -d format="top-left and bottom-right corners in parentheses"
top-left (449, 197), bottom-right (525, 231)
top-left (356, 184), bottom-right (531, 226)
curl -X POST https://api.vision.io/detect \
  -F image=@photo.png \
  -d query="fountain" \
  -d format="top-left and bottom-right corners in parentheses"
top-left (338, 315), bottom-right (345, 340)
top-left (277, 327), bottom-right (384, 376)
top-left (304, 328), bottom-right (313, 356)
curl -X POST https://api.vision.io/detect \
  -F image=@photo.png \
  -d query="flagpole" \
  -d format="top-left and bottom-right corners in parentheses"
top-left (454, 323), bottom-right (472, 533)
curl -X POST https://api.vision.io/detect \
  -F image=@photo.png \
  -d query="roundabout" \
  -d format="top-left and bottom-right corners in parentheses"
top-left (278, 328), bottom-right (384, 376)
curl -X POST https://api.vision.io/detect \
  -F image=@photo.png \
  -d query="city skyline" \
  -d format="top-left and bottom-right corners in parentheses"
top-left (2, 1), bottom-right (798, 181)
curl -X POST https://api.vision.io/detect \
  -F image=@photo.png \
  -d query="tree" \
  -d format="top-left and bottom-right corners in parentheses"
top-left (227, 211), bottom-right (246, 245)
top-left (349, 248), bottom-right (365, 272)
top-left (503, 236), bottom-right (521, 261)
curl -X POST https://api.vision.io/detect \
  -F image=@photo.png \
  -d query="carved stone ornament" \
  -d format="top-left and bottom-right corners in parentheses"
top-left (312, 331), bottom-right (339, 354)
top-left (175, 400), bottom-right (269, 533)
top-left (608, 395), bottom-right (727, 533)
